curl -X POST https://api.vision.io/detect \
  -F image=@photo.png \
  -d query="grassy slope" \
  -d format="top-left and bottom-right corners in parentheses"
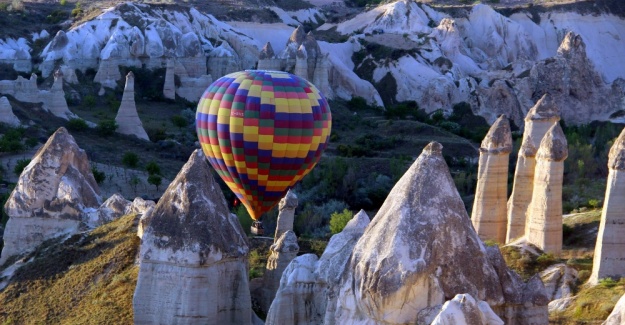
top-left (0, 214), bottom-right (139, 325)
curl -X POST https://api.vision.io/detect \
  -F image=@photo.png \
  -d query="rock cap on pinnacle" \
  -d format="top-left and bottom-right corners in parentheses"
top-left (259, 42), bottom-right (275, 60)
top-left (270, 230), bottom-right (299, 254)
top-left (143, 149), bottom-right (248, 264)
top-left (287, 25), bottom-right (306, 46)
top-left (536, 122), bottom-right (568, 161)
top-left (278, 190), bottom-right (298, 210)
top-left (608, 127), bottom-right (625, 170)
top-left (480, 115), bottom-right (512, 154)
top-left (526, 94), bottom-right (560, 122)
top-left (520, 134), bottom-right (538, 157)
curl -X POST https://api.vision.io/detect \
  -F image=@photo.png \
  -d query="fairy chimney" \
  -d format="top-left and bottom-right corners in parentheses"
top-left (163, 59), bottom-right (175, 100)
top-left (115, 71), bottom-right (149, 141)
top-left (274, 190), bottom-right (298, 241)
top-left (507, 94), bottom-right (560, 242)
top-left (471, 115), bottom-right (512, 243)
top-left (0, 96), bottom-right (20, 126)
top-left (525, 122), bottom-right (568, 255)
top-left (589, 128), bottom-right (625, 285)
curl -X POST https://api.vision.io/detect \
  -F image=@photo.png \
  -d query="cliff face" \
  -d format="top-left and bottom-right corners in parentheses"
top-left (134, 150), bottom-right (252, 324)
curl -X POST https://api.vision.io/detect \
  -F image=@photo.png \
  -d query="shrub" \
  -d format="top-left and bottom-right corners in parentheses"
top-left (599, 277), bottom-right (618, 288)
top-left (71, 2), bottom-right (83, 17)
top-left (91, 166), bottom-right (106, 184)
top-left (578, 270), bottom-right (591, 284)
top-left (66, 118), bottom-right (89, 132)
top-left (83, 94), bottom-right (96, 108)
top-left (588, 199), bottom-right (601, 209)
top-left (96, 120), bottom-right (117, 137)
top-left (13, 158), bottom-right (31, 176)
top-left (145, 161), bottom-right (161, 175)
top-left (329, 209), bottom-right (353, 234)
top-left (122, 152), bottom-right (139, 169)
top-left (171, 115), bottom-right (188, 129)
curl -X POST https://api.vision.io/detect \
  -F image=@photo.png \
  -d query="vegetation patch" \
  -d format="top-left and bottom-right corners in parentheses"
top-left (0, 214), bottom-right (140, 324)
top-left (552, 278), bottom-right (625, 324)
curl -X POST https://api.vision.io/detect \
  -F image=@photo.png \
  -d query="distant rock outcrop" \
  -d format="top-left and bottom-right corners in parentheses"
top-left (590, 127), bottom-right (625, 285)
top-left (0, 74), bottom-right (39, 103)
top-left (0, 96), bottom-right (20, 126)
top-left (134, 150), bottom-right (252, 324)
top-left (90, 193), bottom-right (130, 228)
top-left (507, 94), bottom-right (561, 243)
top-left (334, 142), bottom-right (548, 324)
top-left (0, 127), bottom-right (101, 265)
top-left (115, 72), bottom-right (149, 141)
top-left (163, 59), bottom-right (175, 100)
top-left (42, 70), bottom-right (75, 120)
top-left (471, 115), bottom-right (512, 243)
top-left (525, 123), bottom-right (568, 255)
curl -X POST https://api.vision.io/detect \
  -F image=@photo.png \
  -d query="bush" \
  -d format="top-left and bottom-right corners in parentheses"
top-left (145, 161), bottom-right (161, 175)
top-left (96, 120), bottom-right (117, 137)
top-left (171, 115), bottom-right (188, 129)
top-left (578, 270), bottom-right (591, 284)
top-left (122, 152), bottom-right (139, 169)
top-left (66, 118), bottom-right (89, 132)
top-left (71, 2), bottom-right (83, 17)
top-left (13, 158), bottom-right (31, 176)
top-left (83, 94), bottom-right (96, 108)
top-left (599, 277), bottom-right (618, 288)
top-left (147, 174), bottom-right (162, 190)
top-left (329, 209), bottom-right (353, 234)
top-left (91, 166), bottom-right (106, 184)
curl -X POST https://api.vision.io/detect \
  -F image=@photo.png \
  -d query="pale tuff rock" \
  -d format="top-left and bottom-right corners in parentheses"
top-left (590, 128), bottom-right (625, 285)
top-left (259, 42), bottom-right (276, 60)
top-left (253, 230), bottom-right (299, 315)
top-left (334, 142), bottom-right (548, 325)
top-left (430, 294), bottom-right (504, 325)
top-left (0, 127), bottom-right (102, 264)
top-left (274, 190), bottom-right (298, 240)
top-left (134, 150), bottom-right (252, 325)
top-left (92, 193), bottom-right (131, 227)
top-left (476, 80), bottom-right (526, 127)
top-left (313, 53), bottom-right (333, 99)
top-left (163, 59), bottom-right (175, 100)
top-left (525, 123), bottom-right (568, 255)
top-left (115, 72), bottom-right (149, 141)
top-left (0, 74), bottom-right (39, 103)
top-left (604, 294), bottom-right (625, 325)
top-left (126, 197), bottom-right (155, 216)
top-left (281, 25), bottom-right (307, 60)
top-left (176, 74), bottom-right (213, 102)
top-left (265, 254), bottom-right (324, 325)
top-left (0, 96), bottom-right (20, 126)
top-left (93, 59), bottom-right (123, 89)
top-left (317, 210), bottom-right (369, 324)
top-left (507, 94), bottom-right (561, 243)
top-left (295, 45), bottom-right (309, 81)
top-left (60, 65), bottom-right (78, 84)
top-left (43, 70), bottom-right (75, 120)
top-left (539, 264), bottom-right (578, 301)
top-left (472, 115), bottom-right (512, 243)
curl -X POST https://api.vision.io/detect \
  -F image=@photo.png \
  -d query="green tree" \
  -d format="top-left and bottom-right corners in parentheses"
top-left (13, 158), bottom-right (31, 176)
top-left (147, 174), bottom-right (162, 191)
top-left (329, 208), bottom-right (354, 234)
top-left (145, 161), bottom-right (161, 175)
top-left (122, 152), bottom-right (139, 169)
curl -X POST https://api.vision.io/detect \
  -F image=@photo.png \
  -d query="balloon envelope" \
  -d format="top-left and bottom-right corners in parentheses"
top-left (196, 70), bottom-right (332, 220)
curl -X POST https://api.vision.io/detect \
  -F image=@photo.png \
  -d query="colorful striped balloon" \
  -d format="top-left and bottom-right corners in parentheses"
top-left (196, 70), bottom-right (332, 221)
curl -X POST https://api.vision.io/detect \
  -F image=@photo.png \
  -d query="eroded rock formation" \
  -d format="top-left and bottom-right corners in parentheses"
top-left (590, 127), bottom-right (625, 285)
top-left (334, 142), bottom-right (548, 324)
top-left (525, 123), bottom-right (568, 255)
top-left (507, 94), bottom-right (561, 242)
top-left (604, 293), bottom-right (625, 325)
top-left (133, 150), bottom-right (252, 324)
top-left (42, 70), bottom-right (75, 120)
top-left (115, 71), bottom-right (149, 141)
top-left (163, 59), bottom-right (175, 100)
top-left (471, 115), bottom-right (512, 243)
top-left (90, 193), bottom-right (131, 228)
top-left (430, 294), bottom-right (503, 325)
top-left (0, 96), bottom-right (20, 126)
top-left (274, 190), bottom-right (298, 240)
top-left (0, 127), bottom-right (101, 264)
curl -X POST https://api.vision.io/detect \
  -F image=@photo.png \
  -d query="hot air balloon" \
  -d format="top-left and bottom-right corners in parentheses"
top-left (196, 70), bottom-right (332, 235)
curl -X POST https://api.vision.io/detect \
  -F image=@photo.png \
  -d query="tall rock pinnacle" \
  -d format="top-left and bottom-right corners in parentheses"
top-left (472, 115), bottom-right (512, 243)
top-left (507, 94), bottom-right (561, 243)
top-left (115, 71), bottom-right (149, 141)
top-left (590, 128), bottom-right (625, 284)
top-left (525, 122), bottom-right (568, 254)
top-left (134, 149), bottom-right (252, 324)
